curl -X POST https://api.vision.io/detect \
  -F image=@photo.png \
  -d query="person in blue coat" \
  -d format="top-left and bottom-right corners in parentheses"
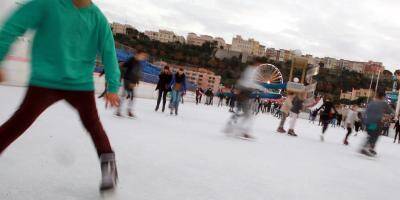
top-left (168, 68), bottom-right (187, 115)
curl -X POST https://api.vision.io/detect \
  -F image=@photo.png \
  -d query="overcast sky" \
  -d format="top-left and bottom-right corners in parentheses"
top-left (94, 0), bottom-right (400, 72)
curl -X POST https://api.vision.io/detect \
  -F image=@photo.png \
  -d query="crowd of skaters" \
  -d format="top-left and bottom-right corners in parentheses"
top-left (0, 0), bottom-right (398, 194)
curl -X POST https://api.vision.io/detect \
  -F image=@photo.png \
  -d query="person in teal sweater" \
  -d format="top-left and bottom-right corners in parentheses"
top-left (0, 0), bottom-right (120, 191)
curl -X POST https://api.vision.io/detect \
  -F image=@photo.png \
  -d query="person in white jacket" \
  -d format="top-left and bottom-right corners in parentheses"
top-left (343, 105), bottom-right (359, 145)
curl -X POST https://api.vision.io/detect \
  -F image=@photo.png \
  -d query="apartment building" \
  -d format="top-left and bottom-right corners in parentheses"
top-left (340, 88), bottom-right (374, 101)
top-left (187, 33), bottom-right (226, 48)
top-left (144, 29), bottom-right (185, 43)
top-left (231, 35), bottom-right (266, 57)
top-left (110, 22), bottom-right (133, 35)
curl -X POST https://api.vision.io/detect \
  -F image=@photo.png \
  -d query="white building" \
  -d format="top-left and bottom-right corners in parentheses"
top-left (231, 35), bottom-right (265, 57)
top-left (110, 22), bottom-right (133, 35)
top-left (187, 33), bottom-right (226, 48)
top-left (144, 29), bottom-right (185, 44)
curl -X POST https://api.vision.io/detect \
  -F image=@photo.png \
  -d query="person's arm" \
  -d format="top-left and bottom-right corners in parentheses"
top-left (168, 75), bottom-right (175, 89)
top-left (316, 103), bottom-right (324, 112)
top-left (0, 0), bottom-right (46, 63)
top-left (97, 16), bottom-right (121, 94)
top-left (183, 76), bottom-right (187, 92)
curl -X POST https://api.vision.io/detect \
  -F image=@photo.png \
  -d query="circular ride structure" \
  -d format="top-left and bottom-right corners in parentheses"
top-left (255, 64), bottom-right (284, 94)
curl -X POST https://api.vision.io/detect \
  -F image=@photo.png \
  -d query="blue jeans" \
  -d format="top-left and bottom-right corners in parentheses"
top-left (170, 90), bottom-right (181, 110)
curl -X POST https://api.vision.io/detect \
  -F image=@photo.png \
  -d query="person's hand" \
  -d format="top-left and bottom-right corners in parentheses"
top-left (105, 93), bottom-right (120, 108)
top-left (0, 69), bottom-right (5, 83)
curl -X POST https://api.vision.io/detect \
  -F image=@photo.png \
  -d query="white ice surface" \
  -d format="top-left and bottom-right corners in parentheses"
top-left (0, 85), bottom-right (399, 200)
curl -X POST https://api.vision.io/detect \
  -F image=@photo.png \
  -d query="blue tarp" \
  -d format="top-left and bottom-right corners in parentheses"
top-left (260, 82), bottom-right (287, 89)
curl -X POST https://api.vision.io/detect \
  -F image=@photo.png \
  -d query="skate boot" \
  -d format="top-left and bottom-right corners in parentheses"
top-left (127, 111), bottom-right (135, 118)
top-left (287, 129), bottom-right (297, 137)
top-left (115, 111), bottom-right (122, 117)
top-left (369, 149), bottom-right (377, 156)
top-left (238, 133), bottom-right (254, 140)
top-left (343, 140), bottom-right (349, 145)
top-left (360, 148), bottom-right (374, 157)
top-left (100, 153), bottom-right (118, 191)
top-left (276, 127), bottom-right (286, 133)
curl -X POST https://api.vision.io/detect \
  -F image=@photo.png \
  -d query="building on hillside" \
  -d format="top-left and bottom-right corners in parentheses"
top-left (215, 49), bottom-right (249, 63)
top-left (364, 61), bottom-right (384, 75)
top-left (340, 88), bottom-right (374, 101)
top-left (322, 57), bottom-right (338, 69)
top-left (266, 48), bottom-right (278, 61)
top-left (346, 61), bottom-right (365, 73)
top-left (186, 33), bottom-right (226, 48)
top-left (144, 29), bottom-right (185, 43)
top-left (214, 37), bottom-right (226, 49)
top-left (110, 22), bottom-right (133, 35)
top-left (231, 35), bottom-right (265, 57)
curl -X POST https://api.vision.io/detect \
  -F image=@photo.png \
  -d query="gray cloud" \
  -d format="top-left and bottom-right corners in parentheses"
top-left (94, 0), bottom-right (400, 72)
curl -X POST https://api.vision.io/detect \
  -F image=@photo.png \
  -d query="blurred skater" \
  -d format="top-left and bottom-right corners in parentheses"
top-left (360, 90), bottom-right (394, 157)
top-left (224, 65), bottom-right (265, 139)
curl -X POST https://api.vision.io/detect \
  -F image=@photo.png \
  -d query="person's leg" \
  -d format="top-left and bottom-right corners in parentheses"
top-left (64, 91), bottom-right (113, 156)
top-left (344, 127), bottom-right (352, 144)
top-left (155, 89), bottom-right (163, 111)
top-left (116, 88), bottom-right (127, 115)
top-left (161, 90), bottom-right (168, 112)
top-left (127, 89), bottom-right (135, 115)
top-left (397, 130), bottom-right (400, 143)
top-left (394, 129), bottom-right (398, 143)
top-left (0, 86), bottom-right (61, 154)
top-left (322, 120), bottom-right (329, 134)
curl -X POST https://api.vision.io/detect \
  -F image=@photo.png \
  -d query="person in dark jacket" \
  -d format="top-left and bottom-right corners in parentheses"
top-left (155, 66), bottom-right (172, 112)
top-left (116, 50), bottom-right (148, 117)
top-left (316, 97), bottom-right (338, 141)
top-left (195, 87), bottom-right (204, 105)
top-left (169, 68), bottom-right (187, 115)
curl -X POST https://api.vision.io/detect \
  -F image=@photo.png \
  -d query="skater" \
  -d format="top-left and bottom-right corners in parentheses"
top-left (360, 90), bottom-right (394, 157)
top-left (382, 121), bottom-right (390, 136)
top-left (195, 87), bottom-right (204, 105)
top-left (116, 50), bottom-right (148, 117)
top-left (343, 105), bottom-right (358, 145)
top-left (169, 68), bottom-right (187, 115)
top-left (229, 89), bottom-right (237, 112)
top-left (336, 110), bottom-right (343, 128)
top-left (155, 66), bottom-right (173, 112)
top-left (205, 88), bottom-right (212, 105)
top-left (0, 0), bottom-right (120, 191)
top-left (224, 65), bottom-right (265, 139)
top-left (276, 93), bottom-right (294, 133)
top-left (217, 88), bottom-right (225, 107)
top-left (316, 97), bottom-right (338, 141)
top-left (287, 93), bottom-right (305, 137)
top-left (354, 111), bottom-right (362, 136)
top-left (394, 117), bottom-right (400, 143)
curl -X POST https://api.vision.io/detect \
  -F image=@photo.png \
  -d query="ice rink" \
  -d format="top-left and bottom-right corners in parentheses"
top-left (0, 85), bottom-right (399, 200)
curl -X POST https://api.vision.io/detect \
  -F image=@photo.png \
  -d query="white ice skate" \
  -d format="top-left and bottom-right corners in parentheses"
top-left (100, 153), bottom-right (118, 192)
